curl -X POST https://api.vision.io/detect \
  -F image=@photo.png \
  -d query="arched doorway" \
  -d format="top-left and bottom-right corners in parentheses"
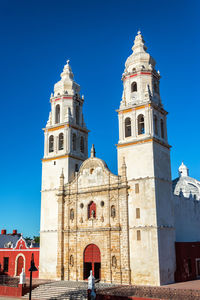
top-left (16, 256), bottom-right (24, 276)
top-left (84, 244), bottom-right (101, 280)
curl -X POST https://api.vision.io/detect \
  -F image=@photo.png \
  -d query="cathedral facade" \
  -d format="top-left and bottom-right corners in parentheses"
top-left (39, 32), bottom-right (200, 286)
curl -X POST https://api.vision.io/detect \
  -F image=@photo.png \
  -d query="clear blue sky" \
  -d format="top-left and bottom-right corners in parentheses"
top-left (0, 0), bottom-right (199, 237)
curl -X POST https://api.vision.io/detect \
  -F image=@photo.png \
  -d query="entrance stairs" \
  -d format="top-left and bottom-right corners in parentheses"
top-left (22, 281), bottom-right (88, 300)
top-left (22, 280), bottom-right (117, 300)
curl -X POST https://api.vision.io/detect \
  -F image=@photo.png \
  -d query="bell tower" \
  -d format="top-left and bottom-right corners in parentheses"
top-left (40, 60), bottom-right (89, 279)
top-left (117, 32), bottom-right (176, 285)
top-left (42, 60), bottom-right (88, 189)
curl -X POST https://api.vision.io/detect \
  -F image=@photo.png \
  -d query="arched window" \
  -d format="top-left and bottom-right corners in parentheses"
top-left (125, 118), bottom-right (131, 137)
top-left (154, 115), bottom-right (158, 135)
top-left (49, 135), bottom-right (54, 153)
top-left (88, 201), bottom-right (96, 219)
top-left (76, 106), bottom-right (80, 125)
top-left (161, 119), bottom-right (164, 138)
top-left (55, 104), bottom-right (60, 124)
top-left (58, 133), bottom-right (64, 150)
top-left (131, 81), bottom-right (137, 92)
top-left (72, 133), bottom-right (76, 151)
top-left (80, 136), bottom-right (84, 153)
top-left (111, 205), bottom-right (116, 218)
top-left (138, 114), bottom-right (145, 135)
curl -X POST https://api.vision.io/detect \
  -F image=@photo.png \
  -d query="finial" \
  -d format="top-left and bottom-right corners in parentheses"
top-left (137, 30), bottom-right (141, 35)
top-left (60, 168), bottom-right (64, 178)
top-left (67, 59), bottom-right (70, 64)
top-left (122, 156), bottom-right (126, 166)
top-left (90, 144), bottom-right (96, 158)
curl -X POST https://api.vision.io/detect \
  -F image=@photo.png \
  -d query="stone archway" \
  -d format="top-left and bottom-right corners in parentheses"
top-left (83, 244), bottom-right (101, 280)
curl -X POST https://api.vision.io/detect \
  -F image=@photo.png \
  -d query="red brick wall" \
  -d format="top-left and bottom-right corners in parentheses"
top-left (0, 284), bottom-right (25, 297)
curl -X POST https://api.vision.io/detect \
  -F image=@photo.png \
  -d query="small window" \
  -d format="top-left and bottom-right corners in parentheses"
top-left (3, 257), bottom-right (9, 272)
top-left (54, 161), bottom-right (56, 165)
top-left (136, 208), bottom-right (140, 219)
top-left (49, 135), bottom-right (54, 153)
top-left (76, 106), bottom-right (80, 125)
top-left (161, 119), bottom-right (164, 138)
top-left (59, 133), bottom-right (64, 150)
top-left (55, 104), bottom-right (60, 124)
top-left (72, 133), bottom-right (76, 151)
top-left (70, 209), bottom-right (74, 221)
top-left (111, 205), bottom-right (116, 218)
top-left (137, 230), bottom-right (141, 241)
top-left (88, 201), bottom-right (96, 219)
top-left (80, 136), bottom-right (84, 153)
top-left (135, 183), bottom-right (139, 194)
top-left (131, 81), bottom-right (137, 92)
top-left (75, 164), bottom-right (79, 172)
top-left (154, 115), bottom-right (158, 135)
top-left (138, 114), bottom-right (145, 135)
top-left (125, 117), bottom-right (131, 137)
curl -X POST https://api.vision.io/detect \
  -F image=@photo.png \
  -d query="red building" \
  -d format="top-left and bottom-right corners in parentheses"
top-left (0, 229), bottom-right (39, 278)
top-left (175, 242), bottom-right (200, 282)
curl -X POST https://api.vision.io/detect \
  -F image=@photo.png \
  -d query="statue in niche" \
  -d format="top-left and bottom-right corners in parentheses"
top-left (111, 205), bottom-right (116, 218)
top-left (112, 255), bottom-right (117, 268)
top-left (69, 255), bottom-right (74, 267)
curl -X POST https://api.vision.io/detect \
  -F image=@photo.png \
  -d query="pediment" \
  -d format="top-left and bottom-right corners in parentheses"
top-left (67, 157), bottom-right (119, 190)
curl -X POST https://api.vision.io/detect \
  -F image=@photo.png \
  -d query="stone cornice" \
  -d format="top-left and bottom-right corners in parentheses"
top-left (63, 226), bottom-right (121, 233)
top-left (43, 123), bottom-right (89, 134)
top-left (117, 137), bottom-right (171, 150)
top-left (64, 184), bottom-right (129, 197)
top-left (42, 154), bottom-right (85, 162)
top-left (130, 225), bottom-right (175, 230)
top-left (117, 102), bottom-right (167, 116)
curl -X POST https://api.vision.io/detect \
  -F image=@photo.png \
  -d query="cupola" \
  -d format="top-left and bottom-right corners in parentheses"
top-left (178, 162), bottom-right (189, 177)
top-left (53, 60), bottom-right (80, 97)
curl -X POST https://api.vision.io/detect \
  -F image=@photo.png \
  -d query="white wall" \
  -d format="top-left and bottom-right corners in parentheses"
top-left (174, 195), bottom-right (200, 242)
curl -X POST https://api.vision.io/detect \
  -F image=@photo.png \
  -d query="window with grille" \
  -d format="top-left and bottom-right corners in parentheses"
top-left (3, 257), bottom-right (9, 272)
top-left (125, 118), bottom-right (131, 137)
top-left (138, 114), bottom-right (145, 135)
top-left (49, 135), bottom-right (54, 153)
top-left (55, 104), bottom-right (60, 124)
top-left (59, 133), bottom-right (64, 150)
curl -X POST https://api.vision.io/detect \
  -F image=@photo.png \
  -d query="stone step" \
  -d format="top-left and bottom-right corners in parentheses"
top-left (23, 280), bottom-right (116, 299)
top-left (22, 281), bottom-right (88, 300)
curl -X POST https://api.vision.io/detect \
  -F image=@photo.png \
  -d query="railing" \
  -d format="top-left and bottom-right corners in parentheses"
top-left (0, 275), bottom-right (19, 287)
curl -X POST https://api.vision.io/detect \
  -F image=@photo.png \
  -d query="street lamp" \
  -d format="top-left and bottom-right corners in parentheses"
top-left (28, 253), bottom-right (38, 300)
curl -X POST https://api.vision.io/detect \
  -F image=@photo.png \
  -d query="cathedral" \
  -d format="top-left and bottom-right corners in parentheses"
top-left (39, 31), bottom-right (200, 286)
